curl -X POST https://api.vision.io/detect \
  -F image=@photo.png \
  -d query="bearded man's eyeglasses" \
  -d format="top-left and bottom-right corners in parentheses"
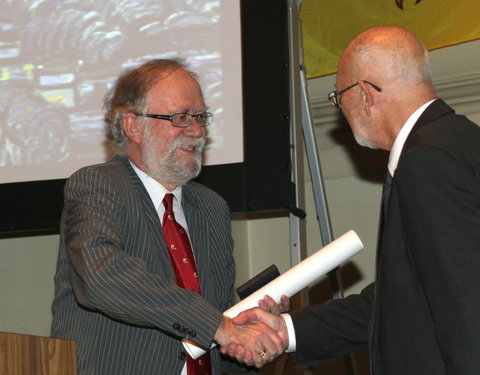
top-left (134, 112), bottom-right (213, 128)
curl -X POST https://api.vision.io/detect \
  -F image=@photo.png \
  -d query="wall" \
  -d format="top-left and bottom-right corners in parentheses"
top-left (0, 39), bottom-right (479, 343)
top-left (0, 235), bottom-right (58, 336)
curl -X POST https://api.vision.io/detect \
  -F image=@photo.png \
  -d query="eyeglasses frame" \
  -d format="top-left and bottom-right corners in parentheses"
top-left (133, 111), bottom-right (213, 128)
top-left (328, 80), bottom-right (382, 108)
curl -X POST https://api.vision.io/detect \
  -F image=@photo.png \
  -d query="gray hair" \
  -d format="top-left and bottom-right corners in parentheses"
top-left (103, 58), bottom-right (199, 154)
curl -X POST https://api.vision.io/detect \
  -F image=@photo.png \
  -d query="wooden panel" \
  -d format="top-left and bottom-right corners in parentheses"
top-left (0, 332), bottom-right (76, 375)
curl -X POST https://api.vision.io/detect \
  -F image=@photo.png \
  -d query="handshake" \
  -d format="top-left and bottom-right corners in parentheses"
top-left (209, 230), bottom-right (363, 367)
top-left (214, 295), bottom-right (291, 368)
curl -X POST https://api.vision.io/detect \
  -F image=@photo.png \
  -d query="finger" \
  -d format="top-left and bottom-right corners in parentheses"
top-left (255, 349), bottom-right (272, 368)
top-left (222, 346), bottom-right (234, 357)
top-left (252, 333), bottom-right (280, 358)
top-left (253, 309), bottom-right (282, 331)
top-left (242, 349), bottom-right (255, 366)
top-left (258, 299), bottom-right (269, 311)
top-left (262, 294), bottom-right (290, 315)
top-left (231, 314), bottom-right (248, 325)
top-left (253, 355), bottom-right (266, 368)
top-left (232, 308), bottom-right (261, 325)
top-left (259, 338), bottom-right (280, 359)
top-left (233, 348), bottom-right (252, 366)
top-left (280, 294), bottom-right (290, 312)
top-left (263, 295), bottom-right (276, 305)
top-left (230, 343), bottom-right (245, 357)
top-left (234, 349), bottom-right (255, 367)
top-left (261, 325), bottom-right (285, 355)
top-left (263, 295), bottom-right (277, 310)
top-left (253, 349), bottom-right (268, 367)
top-left (225, 342), bottom-right (238, 355)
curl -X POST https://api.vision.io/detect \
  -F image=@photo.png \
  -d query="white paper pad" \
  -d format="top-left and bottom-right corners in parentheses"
top-left (184, 229), bottom-right (364, 359)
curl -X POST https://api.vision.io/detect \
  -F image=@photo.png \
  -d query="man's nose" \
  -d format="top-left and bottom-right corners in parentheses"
top-left (183, 117), bottom-right (206, 138)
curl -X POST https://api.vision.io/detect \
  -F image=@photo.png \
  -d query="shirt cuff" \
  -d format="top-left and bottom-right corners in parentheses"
top-left (281, 313), bottom-right (296, 352)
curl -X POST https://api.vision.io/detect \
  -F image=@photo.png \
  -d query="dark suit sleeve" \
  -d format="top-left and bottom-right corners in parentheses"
top-left (62, 166), bottom-right (224, 348)
top-left (396, 145), bottom-right (480, 373)
top-left (291, 282), bottom-right (373, 367)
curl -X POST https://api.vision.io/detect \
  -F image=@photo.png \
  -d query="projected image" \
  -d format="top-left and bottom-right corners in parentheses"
top-left (0, 0), bottom-right (241, 183)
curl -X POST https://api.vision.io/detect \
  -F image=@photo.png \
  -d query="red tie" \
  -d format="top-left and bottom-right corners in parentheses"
top-left (162, 193), bottom-right (212, 375)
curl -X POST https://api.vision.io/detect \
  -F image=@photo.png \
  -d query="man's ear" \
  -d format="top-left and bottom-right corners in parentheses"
top-left (123, 113), bottom-right (143, 144)
top-left (358, 80), bottom-right (374, 116)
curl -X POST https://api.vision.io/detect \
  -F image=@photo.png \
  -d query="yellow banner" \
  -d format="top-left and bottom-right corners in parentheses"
top-left (300, 0), bottom-right (480, 78)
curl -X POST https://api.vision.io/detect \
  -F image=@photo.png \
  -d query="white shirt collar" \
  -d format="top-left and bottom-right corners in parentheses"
top-left (129, 161), bottom-right (183, 212)
top-left (388, 99), bottom-right (436, 176)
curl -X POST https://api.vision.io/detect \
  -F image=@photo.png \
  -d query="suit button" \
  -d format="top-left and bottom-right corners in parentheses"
top-left (178, 351), bottom-right (187, 361)
top-left (189, 330), bottom-right (197, 338)
top-left (173, 323), bottom-right (180, 331)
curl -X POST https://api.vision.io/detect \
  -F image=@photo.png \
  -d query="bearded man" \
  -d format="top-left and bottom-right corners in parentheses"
top-left (51, 59), bottom-right (284, 375)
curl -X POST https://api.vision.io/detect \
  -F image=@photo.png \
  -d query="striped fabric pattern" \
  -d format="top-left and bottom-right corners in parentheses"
top-left (51, 155), bottom-right (236, 375)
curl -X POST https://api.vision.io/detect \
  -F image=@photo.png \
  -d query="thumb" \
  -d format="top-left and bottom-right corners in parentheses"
top-left (232, 308), bottom-right (259, 325)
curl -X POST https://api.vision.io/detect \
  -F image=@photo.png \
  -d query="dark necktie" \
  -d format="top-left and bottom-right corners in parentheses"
top-left (377, 170), bottom-right (393, 252)
top-left (162, 193), bottom-right (212, 375)
top-left (371, 170), bottom-right (394, 372)
top-left (382, 171), bottom-right (393, 220)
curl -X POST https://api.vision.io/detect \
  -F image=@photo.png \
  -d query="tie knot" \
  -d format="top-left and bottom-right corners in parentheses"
top-left (162, 193), bottom-right (174, 212)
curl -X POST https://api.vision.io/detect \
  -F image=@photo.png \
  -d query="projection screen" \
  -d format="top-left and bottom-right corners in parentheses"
top-left (0, 0), bottom-right (243, 183)
top-left (0, 0), bottom-right (293, 237)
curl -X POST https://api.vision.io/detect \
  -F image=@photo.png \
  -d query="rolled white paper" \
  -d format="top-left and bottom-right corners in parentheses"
top-left (184, 229), bottom-right (364, 359)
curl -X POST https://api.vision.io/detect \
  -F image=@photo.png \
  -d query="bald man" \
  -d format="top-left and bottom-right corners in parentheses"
top-left (224, 25), bottom-right (480, 375)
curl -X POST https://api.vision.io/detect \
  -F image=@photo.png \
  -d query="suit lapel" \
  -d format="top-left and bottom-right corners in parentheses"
top-left (401, 99), bottom-right (454, 155)
top-left (118, 156), bottom-right (174, 274)
top-left (116, 156), bottom-right (211, 293)
top-left (182, 184), bottom-right (211, 298)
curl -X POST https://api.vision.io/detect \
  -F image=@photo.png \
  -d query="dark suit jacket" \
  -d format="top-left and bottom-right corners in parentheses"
top-left (51, 155), bottom-right (235, 375)
top-left (291, 100), bottom-right (480, 374)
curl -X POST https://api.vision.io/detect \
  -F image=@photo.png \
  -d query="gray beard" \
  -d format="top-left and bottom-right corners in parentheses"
top-left (142, 129), bottom-right (205, 187)
top-left (353, 131), bottom-right (376, 149)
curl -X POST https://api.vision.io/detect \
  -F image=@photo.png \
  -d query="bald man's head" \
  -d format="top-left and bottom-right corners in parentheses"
top-left (339, 25), bottom-right (432, 86)
top-left (333, 26), bottom-right (437, 151)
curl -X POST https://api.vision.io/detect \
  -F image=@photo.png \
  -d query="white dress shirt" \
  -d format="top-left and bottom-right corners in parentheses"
top-left (130, 161), bottom-right (189, 229)
top-left (130, 161), bottom-right (191, 375)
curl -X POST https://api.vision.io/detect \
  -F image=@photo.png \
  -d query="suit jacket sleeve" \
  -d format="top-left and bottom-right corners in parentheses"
top-left (61, 162), bottom-right (234, 349)
top-left (290, 282), bottom-right (373, 367)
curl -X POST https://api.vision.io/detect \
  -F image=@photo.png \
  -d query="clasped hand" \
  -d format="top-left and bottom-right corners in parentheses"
top-left (215, 295), bottom-right (290, 368)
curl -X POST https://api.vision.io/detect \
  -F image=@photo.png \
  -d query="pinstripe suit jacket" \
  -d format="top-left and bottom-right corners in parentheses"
top-left (51, 155), bottom-right (236, 375)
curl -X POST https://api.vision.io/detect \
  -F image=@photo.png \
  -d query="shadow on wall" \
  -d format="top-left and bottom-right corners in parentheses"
top-left (329, 114), bottom-right (389, 184)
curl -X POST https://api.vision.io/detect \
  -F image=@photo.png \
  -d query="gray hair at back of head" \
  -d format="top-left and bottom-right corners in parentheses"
top-left (104, 58), bottom-right (198, 154)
